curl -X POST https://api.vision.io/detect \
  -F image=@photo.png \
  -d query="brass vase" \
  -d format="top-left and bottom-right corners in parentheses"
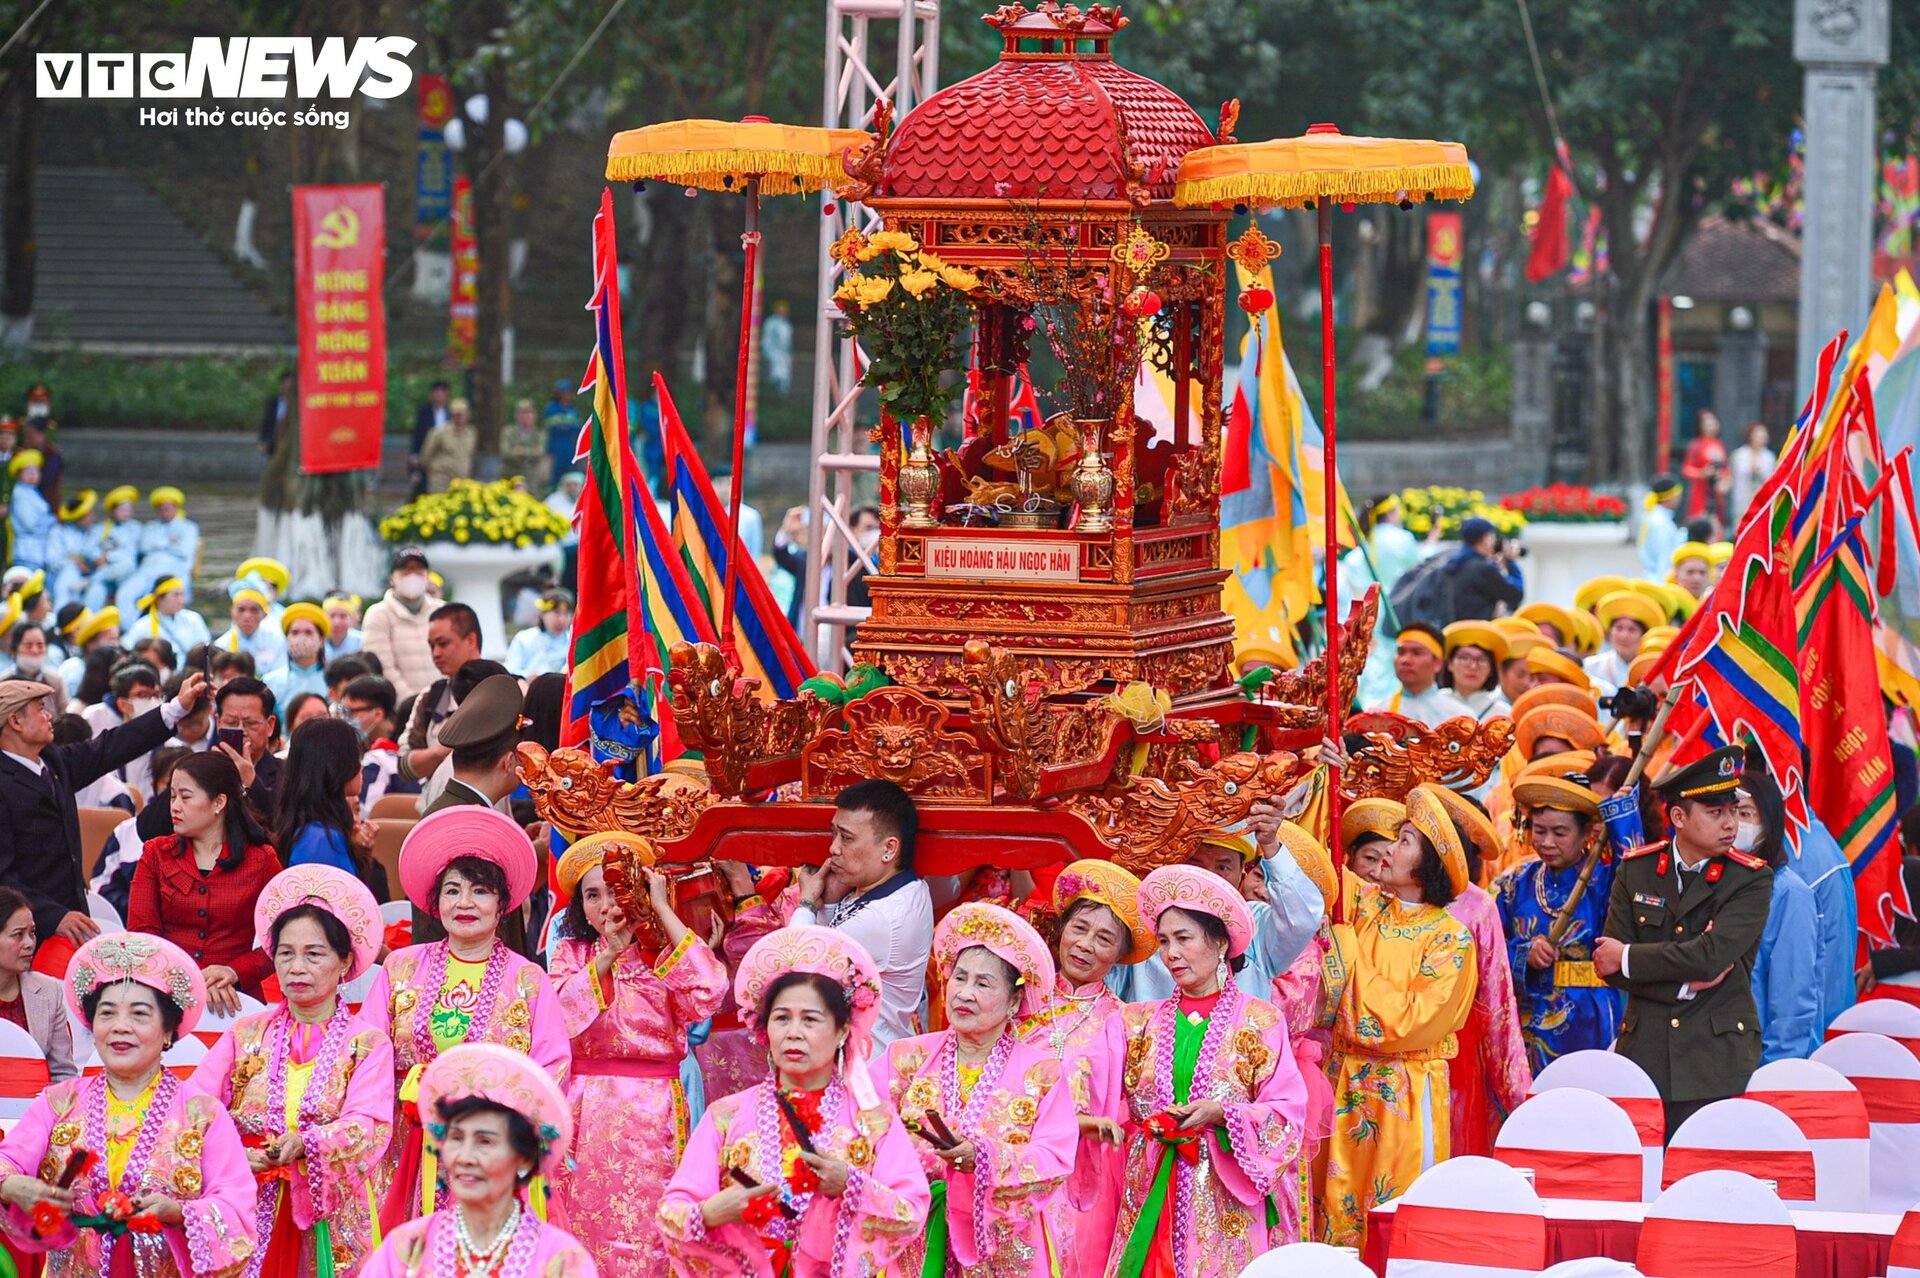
top-left (899, 415), bottom-right (941, 529)
top-left (1070, 417), bottom-right (1115, 533)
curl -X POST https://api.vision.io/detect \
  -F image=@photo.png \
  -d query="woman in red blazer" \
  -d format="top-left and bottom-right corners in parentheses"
top-left (127, 749), bottom-right (281, 1013)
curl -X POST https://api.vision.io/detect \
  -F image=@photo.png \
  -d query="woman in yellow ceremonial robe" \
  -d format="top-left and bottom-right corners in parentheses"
top-left (1318, 786), bottom-right (1477, 1251)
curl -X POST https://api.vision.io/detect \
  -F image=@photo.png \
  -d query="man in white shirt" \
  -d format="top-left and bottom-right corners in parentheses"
top-left (1368, 623), bottom-right (1472, 726)
top-left (793, 779), bottom-right (934, 1047)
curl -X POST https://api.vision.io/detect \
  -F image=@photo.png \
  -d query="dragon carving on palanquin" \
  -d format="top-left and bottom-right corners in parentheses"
top-left (1064, 749), bottom-right (1313, 876)
top-left (1260, 586), bottom-right (1379, 729)
top-left (515, 742), bottom-right (716, 842)
top-left (802, 687), bottom-right (992, 802)
top-left (665, 642), bottom-right (831, 796)
top-left (1338, 713), bottom-right (1517, 802)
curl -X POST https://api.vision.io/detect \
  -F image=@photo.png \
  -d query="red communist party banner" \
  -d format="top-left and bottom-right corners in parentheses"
top-left (292, 184), bottom-right (387, 474)
top-left (447, 176), bottom-right (478, 368)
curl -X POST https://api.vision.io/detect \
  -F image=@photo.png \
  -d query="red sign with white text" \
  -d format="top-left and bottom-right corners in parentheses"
top-left (293, 184), bottom-right (387, 474)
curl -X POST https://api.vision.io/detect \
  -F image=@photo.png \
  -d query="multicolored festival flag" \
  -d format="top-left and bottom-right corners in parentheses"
top-left (561, 190), bottom-right (654, 755)
top-left (656, 373), bottom-right (814, 699)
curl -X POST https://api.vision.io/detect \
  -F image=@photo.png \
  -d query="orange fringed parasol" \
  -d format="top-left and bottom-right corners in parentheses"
top-left (605, 116), bottom-right (867, 653)
top-left (1174, 123), bottom-right (1475, 868)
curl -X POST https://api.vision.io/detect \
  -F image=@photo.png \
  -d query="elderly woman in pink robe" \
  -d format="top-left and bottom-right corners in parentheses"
top-left (0, 932), bottom-right (258, 1277)
top-left (361, 1043), bottom-right (597, 1278)
top-left (546, 833), bottom-right (730, 1276)
top-left (1085, 864), bottom-right (1309, 1278)
top-left (874, 902), bottom-right (1079, 1278)
top-left (1018, 861), bottom-right (1156, 1278)
top-left (659, 925), bottom-right (929, 1276)
top-left (360, 807), bottom-right (571, 1231)
top-left (195, 865), bottom-right (394, 1277)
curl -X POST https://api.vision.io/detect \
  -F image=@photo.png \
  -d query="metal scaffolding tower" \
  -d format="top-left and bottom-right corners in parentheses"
top-left (802, 0), bottom-right (941, 671)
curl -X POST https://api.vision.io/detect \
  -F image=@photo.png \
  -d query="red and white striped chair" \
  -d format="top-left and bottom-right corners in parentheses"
top-left (1885, 1198), bottom-right (1920, 1278)
top-left (1744, 1057), bottom-right (1870, 1212)
top-left (1827, 999), bottom-right (1920, 1061)
top-left (1812, 1031), bottom-right (1920, 1213)
top-left (1493, 1088), bottom-right (1643, 1202)
top-left (1636, 1171), bottom-right (1796, 1278)
top-left (1529, 1050), bottom-right (1665, 1200)
top-left (81, 1033), bottom-right (207, 1081)
top-left (380, 900), bottom-right (413, 950)
top-left (1242, 1242), bottom-right (1373, 1277)
top-left (1386, 1156), bottom-right (1548, 1277)
top-left (0, 1021), bottom-right (50, 1127)
top-left (1663, 1098), bottom-right (1817, 1207)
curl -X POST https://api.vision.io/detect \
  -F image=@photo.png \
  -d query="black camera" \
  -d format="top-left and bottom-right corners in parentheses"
top-left (1599, 685), bottom-right (1659, 721)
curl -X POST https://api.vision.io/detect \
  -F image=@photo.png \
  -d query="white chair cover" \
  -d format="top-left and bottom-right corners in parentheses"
top-left (1541, 1263), bottom-right (1643, 1277)
top-left (1637, 1171), bottom-right (1795, 1278)
top-left (0, 1020), bottom-right (50, 1123)
top-left (1530, 1050), bottom-right (1665, 1200)
top-left (1744, 1057), bottom-right (1870, 1212)
top-left (1242, 1242), bottom-right (1374, 1277)
top-left (1664, 1098), bottom-right (1817, 1208)
top-left (85, 890), bottom-right (123, 932)
top-left (1385, 1156), bottom-right (1547, 1278)
top-left (1812, 1031), bottom-right (1920, 1213)
top-left (380, 899), bottom-right (414, 949)
top-left (189, 991), bottom-right (266, 1048)
top-left (1493, 1089), bottom-right (1643, 1203)
top-left (1828, 999), bottom-right (1920, 1060)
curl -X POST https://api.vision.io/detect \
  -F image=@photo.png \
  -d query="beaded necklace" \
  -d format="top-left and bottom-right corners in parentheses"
top-left (938, 1029), bottom-right (1013, 1264)
top-left (239, 1002), bottom-right (356, 1278)
top-left (751, 1076), bottom-right (845, 1243)
top-left (428, 1202), bottom-right (538, 1278)
top-left (409, 941), bottom-right (510, 1067)
top-left (1146, 980), bottom-right (1241, 1278)
top-left (83, 1068), bottom-right (180, 1274)
top-left (1044, 979), bottom-right (1108, 1059)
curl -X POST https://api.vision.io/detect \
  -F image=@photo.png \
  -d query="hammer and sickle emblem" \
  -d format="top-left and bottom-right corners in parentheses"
top-left (313, 207), bottom-right (360, 250)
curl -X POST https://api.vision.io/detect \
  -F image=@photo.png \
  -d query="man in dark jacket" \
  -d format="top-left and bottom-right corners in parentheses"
top-left (1444, 516), bottom-right (1526, 622)
top-left (0, 672), bottom-right (207, 973)
top-left (407, 380), bottom-right (452, 499)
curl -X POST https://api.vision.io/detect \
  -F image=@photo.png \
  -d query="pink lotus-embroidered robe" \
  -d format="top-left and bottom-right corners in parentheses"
top-left (547, 933), bottom-right (729, 1277)
top-left (1086, 987), bottom-right (1309, 1277)
top-left (0, 1076), bottom-right (258, 1277)
top-left (193, 1007), bottom-right (395, 1276)
top-left (873, 1031), bottom-right (1078, 1278)
top-left (656, 1081), bottom-right (930, 1277)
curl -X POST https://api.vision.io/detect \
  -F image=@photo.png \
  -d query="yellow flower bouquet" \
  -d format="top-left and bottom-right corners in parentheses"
top-left (831, 227), bottom-right (979, 424)
top-left (379, 478), bottom-right (572, 549)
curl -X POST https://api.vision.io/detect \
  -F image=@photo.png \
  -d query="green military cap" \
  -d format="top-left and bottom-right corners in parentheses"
top-left (1651, 744), bottom-right (1745, 805)
top-left (438, 674), bottom-right (524, 750)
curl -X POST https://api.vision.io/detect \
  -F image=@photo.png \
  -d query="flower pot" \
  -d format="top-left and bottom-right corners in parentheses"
top-left (417, 540), bottom-right (566, 659)
top-left (1518, 520), bottom-right (1636, 607)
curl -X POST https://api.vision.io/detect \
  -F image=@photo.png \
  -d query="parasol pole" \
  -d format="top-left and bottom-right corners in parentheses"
top-left (1317, 178), bottom-right (1345, 876)
top-left (720, 172), bottom-right (762, 661)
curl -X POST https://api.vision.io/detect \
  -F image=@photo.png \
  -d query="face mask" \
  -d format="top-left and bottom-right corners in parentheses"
top-left (395, 573), bottom-right (429, 600)
top-left (128, 696), bottom-right (161, 718)
top-left (11, 655), bottom-right (40, 675)
top-left (1733, 822), bottom-right (1764, 853)
top-left (286, 634), bottom-right (323, 663)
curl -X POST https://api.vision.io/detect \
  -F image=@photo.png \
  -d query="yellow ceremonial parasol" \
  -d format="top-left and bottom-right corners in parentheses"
top-left (1175, 123), bottom-right (1474, 863)
top-left (606, 116), bottom-right (868, 651)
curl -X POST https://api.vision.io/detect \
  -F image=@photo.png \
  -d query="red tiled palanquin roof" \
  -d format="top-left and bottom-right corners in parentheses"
top-left (878, 5), bottom-right (1216, 204)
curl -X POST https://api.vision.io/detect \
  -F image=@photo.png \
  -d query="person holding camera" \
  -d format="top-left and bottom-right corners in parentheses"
top-left (1443, 517), bottom-right (1524, 623)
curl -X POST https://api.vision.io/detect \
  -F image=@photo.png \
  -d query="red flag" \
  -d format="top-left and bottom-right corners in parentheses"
top-left (1526, 149), bottom-right (1575, 284)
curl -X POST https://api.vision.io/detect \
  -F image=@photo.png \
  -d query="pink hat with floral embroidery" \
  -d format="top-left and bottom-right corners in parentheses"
top-left (736, 925), bottom-right (884, 1110)
top-left (398, 805), bottom-right (539, 916)
top-left (1137, 864), bottom-right (1255, 959)
top-left (65, 932), bottom-right (208, 1036)
top-left (932, 902), bottom-right (1056, 1020)
top-left (418, 1042), bottom-right (573, 1175)
top-left (253, 864), bottom-right (384, 980)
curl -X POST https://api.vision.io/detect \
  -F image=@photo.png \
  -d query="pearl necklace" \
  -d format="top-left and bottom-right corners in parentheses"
top-left (455, 1202), bottom-right (521, 1271)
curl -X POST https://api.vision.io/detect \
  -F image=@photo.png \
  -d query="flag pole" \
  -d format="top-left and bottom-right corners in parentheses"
top-left (720, 176), bottom-right (762, 664)
top-left (1319, 194), bottom-right (1346, 879)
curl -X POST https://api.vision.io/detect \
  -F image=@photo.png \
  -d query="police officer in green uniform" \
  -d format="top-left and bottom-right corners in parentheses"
top-left (1593, 745), bottom-right (1773, 1136)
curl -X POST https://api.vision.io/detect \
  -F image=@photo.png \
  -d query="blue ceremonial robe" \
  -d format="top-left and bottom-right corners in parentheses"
top-left (1495, 854), bottom-right (1626, 1073)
